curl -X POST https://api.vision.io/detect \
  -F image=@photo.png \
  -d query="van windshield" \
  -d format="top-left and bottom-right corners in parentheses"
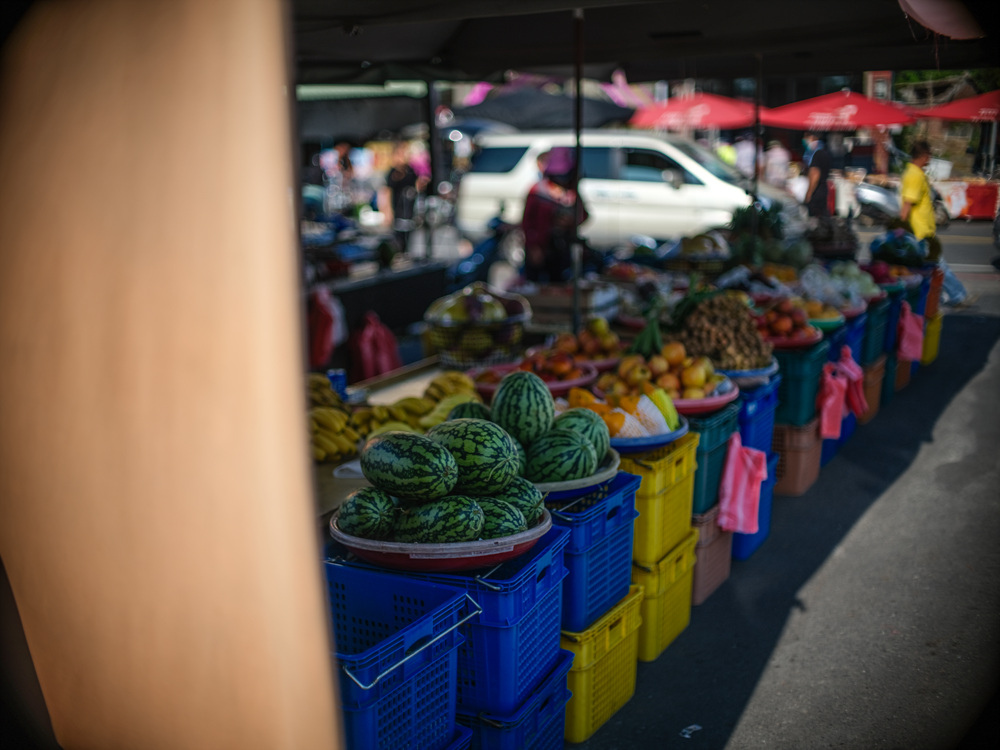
top-left (670, 140), bottom-right (746, 185)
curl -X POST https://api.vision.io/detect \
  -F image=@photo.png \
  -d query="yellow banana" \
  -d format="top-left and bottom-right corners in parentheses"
top-left (368, 420), bottom-right (419, 437)
top-left (394, 396), bottom-right (435, 415)
top-left (310, 408), bottom-right (345, 432)
top-left (331, 433), bottom-right (356, 454)
top-left (313, 433), bottom-right (339, 456)
top-left (311, 444), bottom-right (327, 461)
top-left (388, 405), bottom-right (411, 423)
top-left (372, 405), bottom-right (390, 422)
top-left (342, 426), bottom-right (360, 442)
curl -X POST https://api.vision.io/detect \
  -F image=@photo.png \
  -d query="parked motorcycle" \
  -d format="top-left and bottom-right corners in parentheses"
top-left (853, 180), bottom-right (950, 230)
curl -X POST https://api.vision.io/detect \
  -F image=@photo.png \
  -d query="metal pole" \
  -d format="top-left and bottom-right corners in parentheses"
top-left (423, 81), bottom-right (442, 261)
top-left (571, 7), bottom-right (584, 335)
top-left (751, 52), bottom-right (762, 241)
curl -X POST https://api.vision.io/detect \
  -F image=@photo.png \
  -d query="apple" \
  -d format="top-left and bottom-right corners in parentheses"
top-left (582, 337), bottom-right (604, 357)
top-left (549, 353), bottom-right (574, 376)
top-left (647, 354), bottom-right (669, 377)
top-left (661, 341), bottom-right (686, 367)
top-left (790, 307), bottom-right (808, 328)
top-left (587, 316), bottom-right (610, 337)
top-left (554, 332), bottom-right (579, 354)
top-left (655, 372), bottom-right (681, 391)
top-left (599, 331), bottom-right (621, 354)
top-left (776, 299), bottom-right (794, 315)
top-left (625, 364), bottom-right (651, 388)
top-left (693, 356), bottom-right (715, 378)
top-left (770, 316), bottom-right (793, 336)
top-left (681, 363), bottom-right (707, 388)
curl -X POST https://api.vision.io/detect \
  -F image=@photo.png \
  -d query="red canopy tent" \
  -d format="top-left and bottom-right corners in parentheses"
top-left (630, 92), bottom-right (767, 130)
top-left (915, 89), bottom-right (1000, 122)
top-left (762, 89), bottom-right (916, 130)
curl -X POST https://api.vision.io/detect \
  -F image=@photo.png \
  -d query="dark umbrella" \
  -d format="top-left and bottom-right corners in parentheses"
top-left (452, 88), bottom-right (633, 130)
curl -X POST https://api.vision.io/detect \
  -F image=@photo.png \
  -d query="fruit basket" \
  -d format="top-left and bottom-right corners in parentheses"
top-left (330, 509), bottom-right (553, 572)
top-left (533, 449), bottom-right (621, 502)
top-left (672, 375), bottom-right (739, 415)
top-left (425, 282), bottom-right (532, 370)
top-left (766, 326), bottom-right (823, 349)
top-left (469, 361), bottom-right (598, 401)
top-left (610, 415), bottom-right (689, 455)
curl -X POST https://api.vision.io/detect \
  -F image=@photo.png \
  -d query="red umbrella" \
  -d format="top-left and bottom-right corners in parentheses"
top-left (915, 90), bottom-right (1000, 122)
top-left (630, 92), bottom-right (766, 130)
top-left (762, 89), bottom-right (915, 130)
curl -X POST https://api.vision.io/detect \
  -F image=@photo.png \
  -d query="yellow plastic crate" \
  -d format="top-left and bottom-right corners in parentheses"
top-left (632, 471), bottom-right (695, 567)
top-left (561, 585), bottom-right (644, 744)
top-left (921, 311), bottom-right (943, 365)
top-left (618, 432), bottom-right (699, 500)
top-left (631, 528), bottom-right (698, 662)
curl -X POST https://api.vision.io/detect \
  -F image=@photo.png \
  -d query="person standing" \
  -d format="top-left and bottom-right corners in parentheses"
top-left (803, 131), bottom-right (831, 217)
top-left (763, 139), bottom-right (791, 189)
top-left (380, 141), bottom-right (428, 254)
top-left (521, 147), bottom-right (589, 283)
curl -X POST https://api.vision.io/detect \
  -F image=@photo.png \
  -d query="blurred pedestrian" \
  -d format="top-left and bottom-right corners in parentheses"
top-left (803, 131), bottom-right (831, 217)
top-left (521, 147), bottom-right (589, 283)
top-left (764, 139), bottom-right (791, 188)
top-left (734, 133), bottom-right (760, 179)
top-left (379, 141), bottom-right (428, 254)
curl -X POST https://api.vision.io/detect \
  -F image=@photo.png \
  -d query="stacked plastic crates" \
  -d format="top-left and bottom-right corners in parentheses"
top-left (858, 295), bottom-right (889, 425)
top-left (618, 433), bottom-right (699, 663)
top-left (821, 311), bottom-right (865, 466)
top-left (732, 377), bottom-right (781, 559)
top-left (882, 285), bottom-right (907, 403)
top-left (685, 403), bottom-right (741, 604)
top-left (772, 339), bottom-right (829, 496)
top-left (547, 472), bottom-right (643, 744)
top-left (323, 563), bottom-right (475, 750)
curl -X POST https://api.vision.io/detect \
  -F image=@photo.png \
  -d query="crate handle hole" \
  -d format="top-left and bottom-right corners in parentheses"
top-left (405, 635), bottom-right (432, 657)
top-left (606, 506), bottom-right (619, 521)
top-left (536, 565), bottom-right (550, 583)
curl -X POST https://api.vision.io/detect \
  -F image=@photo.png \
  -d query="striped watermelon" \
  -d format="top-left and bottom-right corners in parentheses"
top-left (336, 487), bottom-right (398, 540)
top-left (525, 428), bottom-right (598, 483)
top-left (554, 408), bottom-right (611, 463)
top-left (490, 371), bottom-right (555, 447)
top-left (426, 418), bottom-right (520, 494)
top-left (360, 431), bottom-right (458, 502)
top-left (510, 435), bottom-right (527, 477)
top-left (491, 476), bottom-right (544, 526)
top-left (476, 498), bottom-right (528, 539)
top-left (448, 401), bottom-right (492, 421)
top-left (393, 495), bottom-right (485, 543)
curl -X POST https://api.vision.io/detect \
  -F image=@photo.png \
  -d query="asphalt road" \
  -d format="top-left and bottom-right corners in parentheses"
top-left (573, 218), bottom-right (1000, 750)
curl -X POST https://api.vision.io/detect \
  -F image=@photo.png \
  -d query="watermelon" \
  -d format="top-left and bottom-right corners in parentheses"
top-left (554, 408), bottom-right (611, 464)
top-left (336, 486), bottom-right (398, 540)
top-left (426, 418), bottom-right (520, 494)
top-left (448, 401), bottom-right (492, 421)
top-left (393, 495), bottom-right (485, 543)
top-left (510, 436), bottom-right (527, 477)
top-left (476, 498), bottom-right (528, 539)
top-left (490, 371), bottom-right (555, 447)
top-left (525, 428), bottom-right (598, 483)
top-left (360, 431), bottom-right (458, 502)
top-left (491, 476), bottom-right (545, 526)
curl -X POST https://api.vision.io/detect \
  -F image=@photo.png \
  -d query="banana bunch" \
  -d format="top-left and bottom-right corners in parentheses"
top-left (307, 373), bottom-right (344, 408)
top-left (309, 406), bottom-right (360, 463)
top-left (423, 370), bottom-right (477, 403)
top-left (350, 396), bottom-right (437, 439)
top-left (418, 392), bottom-right (482, 430)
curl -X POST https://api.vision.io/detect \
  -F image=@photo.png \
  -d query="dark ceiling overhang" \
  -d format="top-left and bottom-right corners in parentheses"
top-left (292, 0), bottom-right (1000, 84)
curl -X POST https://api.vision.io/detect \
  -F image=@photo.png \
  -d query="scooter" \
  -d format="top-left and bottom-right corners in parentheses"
top-left (445, 213), bottom-right (525, 292)
top-left (853, 180), bottom-right (950, 230)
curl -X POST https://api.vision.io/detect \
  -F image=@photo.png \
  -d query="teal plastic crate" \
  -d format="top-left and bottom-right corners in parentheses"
top-left (687, 402), bottom-right (740, 514)
top-left (773, 339), bottom-right (830, 427)
top-left (861, 297), bottom-right (889, 366)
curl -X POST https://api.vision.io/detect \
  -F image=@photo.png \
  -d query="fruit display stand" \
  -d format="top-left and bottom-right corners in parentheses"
top-left (690, 504), bottom-right (733, 605)
top-left (685, 402), bottom-right (741, 514)
top-left (561, 585), bottom-right (645, 743)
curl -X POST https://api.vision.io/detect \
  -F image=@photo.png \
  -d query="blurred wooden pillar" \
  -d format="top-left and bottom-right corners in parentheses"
top-left (0, 1), bottom-right (342, 748)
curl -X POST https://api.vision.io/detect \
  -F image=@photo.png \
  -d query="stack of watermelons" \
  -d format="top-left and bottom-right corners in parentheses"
top-left (337, 370), bottom-right (611, 544)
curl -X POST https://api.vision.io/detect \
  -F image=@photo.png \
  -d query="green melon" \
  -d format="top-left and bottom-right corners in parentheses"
top-left (476, 498), bottom-right (528, 539)
top-left (554, 408), bottom-right (611, 464)
top-left (525, 428), bottom-right (598, 483)
top-left (448, 401), bottom-right (492, 421)
top-left (360, 431), bottom-right (458, 502)
top-left (490, 370), bottom-right (555, 448)
top-left (335, 487), bottom-right (399, 540)
top-left (393, 495), bottom-right (485, 543)
top-left (426, 418), bottom-right (520, 494)
top-left (510, 435), bottom-right (527, 477)
top-left (491, 476), bottom-right (545, 526)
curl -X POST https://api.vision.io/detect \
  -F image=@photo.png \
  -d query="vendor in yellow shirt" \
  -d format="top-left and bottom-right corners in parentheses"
top-left (899, 140), bottom-right (940, 260)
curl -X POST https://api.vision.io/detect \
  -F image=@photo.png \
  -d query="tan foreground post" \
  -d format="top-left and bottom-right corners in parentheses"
top-left (0, 1), bottom-right (342, 747)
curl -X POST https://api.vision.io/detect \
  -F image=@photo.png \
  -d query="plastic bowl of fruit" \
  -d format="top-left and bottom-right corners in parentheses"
top-left (329, 509), bottom-right (553, 572)
top-left (469, 360), bottom-right (599, 401)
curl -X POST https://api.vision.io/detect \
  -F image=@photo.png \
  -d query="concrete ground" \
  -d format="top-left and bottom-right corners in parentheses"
top-left (574, 220), bottom-right (1000, 749)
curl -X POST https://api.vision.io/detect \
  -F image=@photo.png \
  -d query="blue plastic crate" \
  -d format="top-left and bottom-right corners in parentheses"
top-left (737, 376), bottom-right (781, 455)
top-left (457, 649), bottom-right (574, 750)
top-left (825, 323), bottom-right (848, 363)
top-left (820, 411), bottom-right (857, 467)
top-left (731, 452), bottom-right (779, 561)
top-left (906, 274), bottom-right (931, 317)
top-left (328, 527), bottom-right (570, 716)
top-left (547, 472), bottom-right (641, 631)
top-left (843, 312), bottom-right (867, 365)
top-left (325, 564), bottom-right (472, 750)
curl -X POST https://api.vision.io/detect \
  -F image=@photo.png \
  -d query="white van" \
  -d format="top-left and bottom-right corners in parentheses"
top-left (455, 130), bottom-right (804, 248)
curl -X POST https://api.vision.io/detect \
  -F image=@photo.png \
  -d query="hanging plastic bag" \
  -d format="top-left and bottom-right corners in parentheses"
top-left (897, 300), bottom-right (925, 362)
top-left (816, 362), bottom-right (848, 440)
top-left (717, 433), bottom-right (769, 535)
top-left (308, 287), bottom-right (337, 369)
top-left (836, 345), bottom-right (868, 418)
top-left (348, 311), bottom-right (403, 382)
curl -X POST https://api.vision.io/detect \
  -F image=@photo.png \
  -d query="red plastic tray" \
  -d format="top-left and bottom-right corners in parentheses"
top-left (674, 377), bottom-right (740, 415)
top-left (469, 362), bottom-right (598, 400)
top-left (329, 510), bottom-right (553, 572)
top-left (766, 326), bottom-right (823, 350)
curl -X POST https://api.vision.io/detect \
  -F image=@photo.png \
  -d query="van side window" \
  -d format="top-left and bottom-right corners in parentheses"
top-left (620, 148), bottom-right (702, 185)
top-left (579, 147), bottom-right (614, 179)
top-left (468, 146), bottom-right (530, 174)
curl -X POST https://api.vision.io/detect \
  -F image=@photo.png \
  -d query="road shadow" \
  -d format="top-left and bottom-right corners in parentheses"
top-left (575, 313), bottom-right (1000, 749)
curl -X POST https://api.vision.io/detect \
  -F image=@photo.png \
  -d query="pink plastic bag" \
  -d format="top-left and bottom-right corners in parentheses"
top-left (836, 345), bottom-right (868, 418)
top-left (897, 300), bottom-right (924, 362)
top-left (717, 433), bottom-right (769, 535)
top-left (349, 311), bottom-right (403, 382)
top-left (817, 362), bottom-right (848, 440)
